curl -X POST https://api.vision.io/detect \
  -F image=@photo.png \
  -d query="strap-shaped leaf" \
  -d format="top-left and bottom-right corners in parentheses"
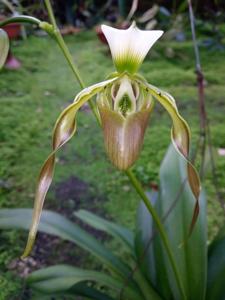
top-left (74, 209), bottom-right (134, 250)
top-left (22, 78), bottom-right (118, 258)
top-left (32, 286), bottom-right (114, 300)
top-left (135, 190), bottom-right (159, 283)
top-left (156, 146), bottom-right (206, 299)
top-left (74, 211), bottom-right (163, 299)
top-left (69, 282), bottom-right (115, 300)
top-left (140, 81), bottom-right (201, 232)
top-left (27, 265), bottom-right (143, 300)
top-left (0, 29), bottom-right (9, 69)
top-left (0, 209), bottom-right (133, 279)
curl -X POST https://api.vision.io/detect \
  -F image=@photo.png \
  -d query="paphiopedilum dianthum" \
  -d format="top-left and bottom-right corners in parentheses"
top-left (22, 22), bottom-right (200, 258)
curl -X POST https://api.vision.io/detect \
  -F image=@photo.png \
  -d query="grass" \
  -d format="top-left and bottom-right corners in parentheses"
top-left (0, 30), bottom-right (225, 298)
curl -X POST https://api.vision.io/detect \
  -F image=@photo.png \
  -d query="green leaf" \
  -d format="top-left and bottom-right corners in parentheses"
top-left (70, 282), bottom-right (115, 300)
top-left (135, 190), bottom-right (174, 299)
top-left (27, 265), bottom-right (143, 300)
top-left (0, 29), bottom-right (9, 69)
top-left (0, 209), bottom-right (132, 280)
top-left (136, 145), bottom-right (207, 299)
top-left (135, 190), bottom-right (159, 284)
top-left (74, 209), bottom-right (134, 250)
top-left (30, 283), bottom-right (115, 300)
top-left (28, 293), bottom-right (55, 300)
top-left (207, 233), bottom-right (225, 300)
top-left (155, 145), bottom-right (206, 299)
top-left (74, 212), bottom-right (162, 299)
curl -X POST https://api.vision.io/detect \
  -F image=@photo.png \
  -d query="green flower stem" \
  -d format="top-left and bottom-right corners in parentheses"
top-left (44, 0), bottom-right (100, 125)
top-left (44, 0), bottom-right (57, 29)
top-left (52, 31), bottom-right (101, 124)
top-left (0, 16), bottom-right (41, 27)
top-left (44, 1), bottom-right (185, 299)
top-left (126, 169), bottom-right (186, 300)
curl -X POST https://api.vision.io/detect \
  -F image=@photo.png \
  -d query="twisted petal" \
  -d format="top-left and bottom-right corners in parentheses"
top-left (102, 22), bottom-right (163, 74)
top-left (21, 78), bottom-right (118, 258)
top-left (0, 29), bottom-right (9, 69)
top-left (140, 81), bottom-right (201, 232)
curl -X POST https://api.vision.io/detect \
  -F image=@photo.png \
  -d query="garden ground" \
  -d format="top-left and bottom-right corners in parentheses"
top-left (0, 30), bottom-right (224, 299)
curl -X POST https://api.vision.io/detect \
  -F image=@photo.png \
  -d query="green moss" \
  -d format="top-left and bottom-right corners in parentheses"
top-left (0, 272), bottom-right (21, 300)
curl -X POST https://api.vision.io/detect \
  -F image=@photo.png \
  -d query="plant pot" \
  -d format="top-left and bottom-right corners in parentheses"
top-left (0, 16), bottom-right (21, 39)
top-left (95, 25), bottom-right (108, 44)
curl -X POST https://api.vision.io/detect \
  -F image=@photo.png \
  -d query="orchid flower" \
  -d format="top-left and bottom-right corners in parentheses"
top-left (22, 22), bottom-right (200, 258)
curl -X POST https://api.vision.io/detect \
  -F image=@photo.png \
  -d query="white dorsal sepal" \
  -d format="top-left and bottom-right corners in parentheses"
top-left (102, 22), bottom-right (163, 73)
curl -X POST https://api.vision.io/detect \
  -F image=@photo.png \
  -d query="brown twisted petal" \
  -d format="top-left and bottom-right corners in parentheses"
top-left (98, 102), bottom-right (154, 170)
top-left (142, 81), bottom-right (201, 234)
top-left (21, 78), bottom-right (118, 258)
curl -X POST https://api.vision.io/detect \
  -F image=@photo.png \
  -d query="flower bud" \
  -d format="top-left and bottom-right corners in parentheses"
top-left (97, 75), bottom-right (154, 170)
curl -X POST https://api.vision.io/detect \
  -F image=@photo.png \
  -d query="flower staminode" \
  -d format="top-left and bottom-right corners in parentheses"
top-left (22, 22), bottom-right (201, 258)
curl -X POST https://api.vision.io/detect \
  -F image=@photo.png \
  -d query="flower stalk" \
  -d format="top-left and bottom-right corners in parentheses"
top-left (44, 0), bottom-right (100, 124)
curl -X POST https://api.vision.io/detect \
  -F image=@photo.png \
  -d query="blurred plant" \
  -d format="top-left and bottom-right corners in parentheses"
top-left (0, 0), bottom-right (38, 16)
top-left (136, 4), bottom-right (159, 30)
top-left (123, 1), bottom-right (159, 30)
top-left (0, 0), bottom-right (25, 21)
top-left (0, 0), bottom-right (15, 14)
top-left (122, 1), bottom-right (188, 54)
top-left (195, 13), bottom-right (225, 50)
